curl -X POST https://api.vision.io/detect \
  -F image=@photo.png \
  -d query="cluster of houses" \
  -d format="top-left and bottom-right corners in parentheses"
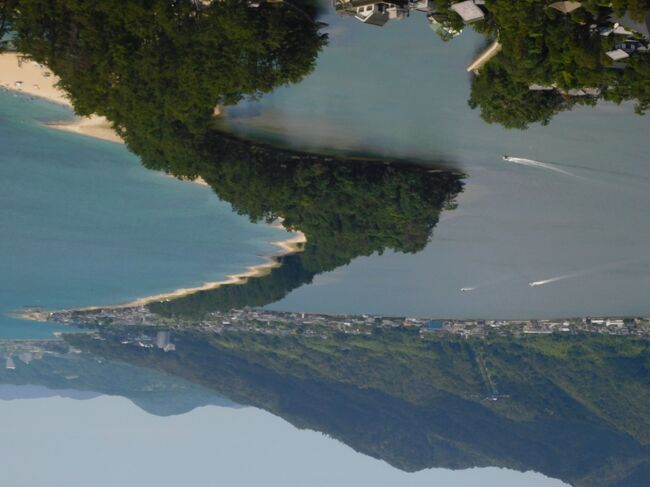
top-left (334, 0), bottom-right (650, 69)
top-left (333, 0), bottom-right (486, 33)
top-left (333, 0), bottom-right (431, 27)
top-left (526, 7), bottom-right (650, 95)
top-left (600, 11), bottom-right (650, 62)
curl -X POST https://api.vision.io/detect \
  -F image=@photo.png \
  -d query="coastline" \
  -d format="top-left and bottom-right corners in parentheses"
top-left (96, 230), bottom-right (306, 310)
top-left (18, 230), bottom-right (306, 321)
top-left (0, 52), bottom-right (124, 144)
top-left (46, 116), bottom-right (124, 144)
top-left (1, 51), bottom-right (211, 184)
top-left (1, 52), bottom-right (308, 320)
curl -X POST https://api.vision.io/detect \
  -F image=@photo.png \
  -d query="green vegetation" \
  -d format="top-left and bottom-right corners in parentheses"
top-left (65, 329), bottom-right (650, 486)
top-left (149, 142), bottom-right (463, 317)
top-left (9, 0), bottom-right (327, 138)
top-left (437, 0), bottom-right (650, 128)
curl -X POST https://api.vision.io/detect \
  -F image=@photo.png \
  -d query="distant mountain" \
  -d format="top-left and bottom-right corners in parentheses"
top-left (64, 328), bottom-right (650, 487)
top-left (0, 342), bottom-right (239, 416)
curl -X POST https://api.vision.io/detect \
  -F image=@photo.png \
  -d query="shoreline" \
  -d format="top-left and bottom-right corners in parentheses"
top-left (1, 52), bottom-right (308, 320)
top-left (0, 52), bottom-right (124, 144)
top-left (1, 51), bottom-right (211, 185)
top-left (46, 116), bottom-right (124, 144)
top-left (17, 228), bottom-right (306, 322)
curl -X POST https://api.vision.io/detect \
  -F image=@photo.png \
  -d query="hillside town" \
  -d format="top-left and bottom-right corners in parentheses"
top-left (17, 306), bottom-right (650, 342)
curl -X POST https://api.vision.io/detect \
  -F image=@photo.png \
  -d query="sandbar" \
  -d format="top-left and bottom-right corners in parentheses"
top-left (0, 52), bottom-right (124, 144)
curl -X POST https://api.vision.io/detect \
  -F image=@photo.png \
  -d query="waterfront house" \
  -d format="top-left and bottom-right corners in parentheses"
top-left (335, 0), bottom-right (410, 26)
top-left (450, 1), bottom-right (484, 23)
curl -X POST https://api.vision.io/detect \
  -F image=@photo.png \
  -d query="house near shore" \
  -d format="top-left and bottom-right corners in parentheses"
top-left (450, 0), bottom-right (485, 23)
top-left (335, 0), bottom-right (436, 27)
top-left (334, 0), bottom-right (411, 26)
top-left (609, 11), bottom-right (650, 41)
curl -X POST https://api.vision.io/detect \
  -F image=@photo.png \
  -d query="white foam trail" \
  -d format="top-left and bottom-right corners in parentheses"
top-left (504, 157), bottom-right (575, 177)
top-left (529, 274), bottom-right (577, 287)
top-left (529, 256), bottom-right (650, 288)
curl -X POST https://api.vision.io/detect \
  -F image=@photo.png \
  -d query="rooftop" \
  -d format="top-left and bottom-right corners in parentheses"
top-left (450, 1), bottom-right (484, 23)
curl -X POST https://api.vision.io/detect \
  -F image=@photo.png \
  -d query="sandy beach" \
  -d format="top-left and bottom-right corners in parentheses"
top-left (46, 116), bottom-right (124, 144)
top-left (0, 52), bottom-right (123, 144)
top-left (85, 230), bottom-right (306, 311)
top-left (16, 230), bottom-right (306, 321)
top-left (1, 52), bottom-right (210, 178)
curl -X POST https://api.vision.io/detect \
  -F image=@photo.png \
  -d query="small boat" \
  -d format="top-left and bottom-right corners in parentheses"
top-left (460, 287), bottom-right (475, 292)
top-left (502, 155), bottom-right (514, 162)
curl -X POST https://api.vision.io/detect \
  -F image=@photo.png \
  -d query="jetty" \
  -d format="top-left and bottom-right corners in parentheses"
top-left (467, 40), bottom-right (502, 74)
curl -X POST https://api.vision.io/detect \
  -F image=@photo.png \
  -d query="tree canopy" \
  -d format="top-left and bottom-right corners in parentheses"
top-left (436, 0), bottom-right (650, 127)
top-left (148, 140), bottom-right (463, 317)
top-left (9, 0), bottom-right (327, 137)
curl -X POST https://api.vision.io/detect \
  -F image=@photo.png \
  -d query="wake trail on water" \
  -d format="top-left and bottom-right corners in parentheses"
top-left (558, 161), bottom-right (650, 182)
top-left (503, 157), bottom-right (649, 189)
top-left (529, 256), bottom-right (650, 288)
top-left (529, 273), bottom-right (579, 287)
top-left (503, 157), bottom-right (575, 177)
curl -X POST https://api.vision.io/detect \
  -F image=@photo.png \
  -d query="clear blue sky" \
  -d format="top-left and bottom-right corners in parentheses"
top-left (0, 395), bottom-right (567, 487)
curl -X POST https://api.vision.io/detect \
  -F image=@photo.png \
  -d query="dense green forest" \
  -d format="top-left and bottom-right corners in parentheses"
top-left (2, 0), bottom-right (464, 315)
top-left (149, 147), bottom-right (463, 317)
top-left (66, 329), bottom-right (650, 486)
top-left (7, 0), bottom-right (327, 137)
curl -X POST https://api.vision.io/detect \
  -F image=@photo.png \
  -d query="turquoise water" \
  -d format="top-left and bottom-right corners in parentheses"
top-left (0, 91), bottom-right (291, 338)
top-left (222, 13), bottom-right (650, 319)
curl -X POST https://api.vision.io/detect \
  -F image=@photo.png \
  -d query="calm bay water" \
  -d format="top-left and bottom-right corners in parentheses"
top-left (0, 91), bottom-right (291, 338)
top-left (221, 14), bottom-right (650, 319)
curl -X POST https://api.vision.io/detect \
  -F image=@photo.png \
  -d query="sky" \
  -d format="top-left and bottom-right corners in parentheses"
top-left (0, 395), bottom-right (567, 487)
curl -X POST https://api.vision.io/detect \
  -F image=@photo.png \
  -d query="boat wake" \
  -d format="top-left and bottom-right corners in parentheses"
top-left (502, 156), bottom-right (575, 177)
top-left (529, 274), bottom-right (577, 287)
top-left (529, 256), bottom-right (650, 288)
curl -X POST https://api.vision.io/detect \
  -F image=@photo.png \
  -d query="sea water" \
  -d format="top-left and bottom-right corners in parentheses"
top-left (0, 91), bottom-right (291, 338)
